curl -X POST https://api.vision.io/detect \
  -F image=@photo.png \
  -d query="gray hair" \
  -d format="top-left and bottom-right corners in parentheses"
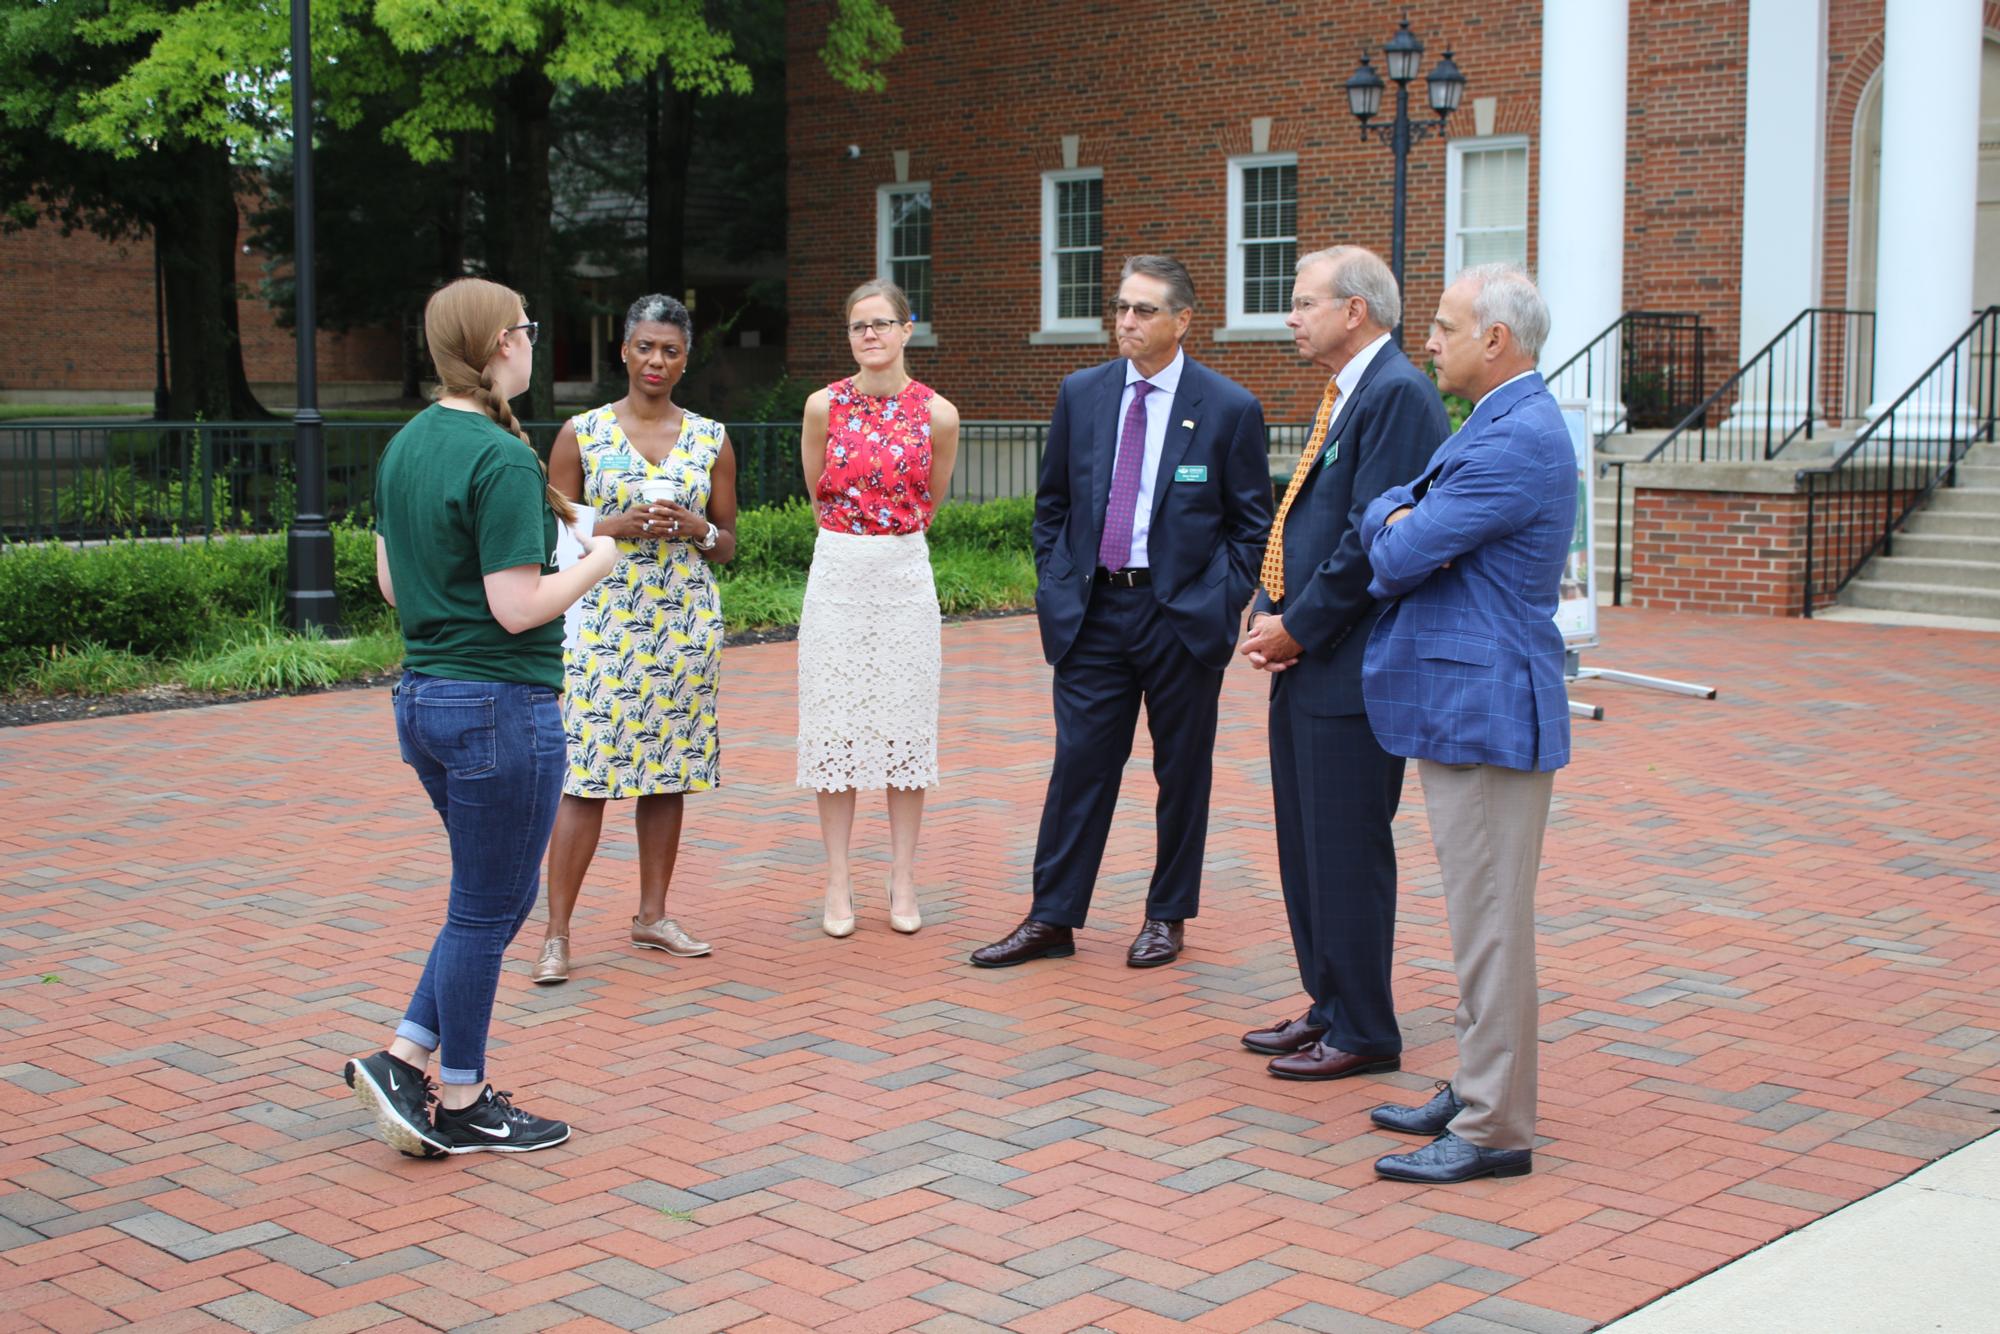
top-left (1295, 245), bottom-right (1400, 332)
top-left (1120, 254), bottom-right (1196, 313)
top-left (1457, 264), bottom-right (1549, 362)
top-left (623, 293), bottom-right (693, 345)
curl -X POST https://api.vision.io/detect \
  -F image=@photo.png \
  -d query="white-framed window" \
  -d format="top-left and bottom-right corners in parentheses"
top-left (1040, 169), bottom-right (1104, 334)
top-left (876, 182), bottom-right (933, 337)
top-left (1224, 153), bottom-right (1298, 332)
top-left (1445, 137), bottom-right (1529, 282)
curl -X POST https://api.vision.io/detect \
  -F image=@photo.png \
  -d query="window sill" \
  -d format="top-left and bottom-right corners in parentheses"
top-left (1027, 329), bottom-right (1111, 346)
top-left (1212, 325), bottom-right (1294, 343)
top-left (908, 331), bottom-right (939, 349)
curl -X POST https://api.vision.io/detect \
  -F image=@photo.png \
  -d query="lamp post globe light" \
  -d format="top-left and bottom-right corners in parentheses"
top-left (1346, 15), bottom-right (1467, 345)
top-left (286, 0), bottom-right (338, 633)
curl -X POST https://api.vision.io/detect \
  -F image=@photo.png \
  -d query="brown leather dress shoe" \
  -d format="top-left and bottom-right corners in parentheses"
top-left (1241, 1012), bottom-right (1327, 1055)
top-left (1267, 1040), bottom-right (1401, 1081)
top-left (970, 920), bottom-right (1075, 968)
top-left (1126, 919), bottom-right (1184, 968)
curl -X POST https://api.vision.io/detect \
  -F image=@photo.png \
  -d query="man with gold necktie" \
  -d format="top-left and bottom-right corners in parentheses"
top-left (1238, 246), bottom-right (1450, 1082)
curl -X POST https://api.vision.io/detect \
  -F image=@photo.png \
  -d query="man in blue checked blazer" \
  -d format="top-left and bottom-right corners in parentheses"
top-left (1236, 246), bottom-right (1449, 1085)
top-left (1358, 264), bottom-right (1576, 1186)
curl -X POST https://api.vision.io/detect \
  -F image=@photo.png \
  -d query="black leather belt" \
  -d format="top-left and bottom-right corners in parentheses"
top-left (1095, 566), bottom-right (1151, 587)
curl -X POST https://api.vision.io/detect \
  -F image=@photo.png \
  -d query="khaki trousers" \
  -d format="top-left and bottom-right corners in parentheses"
top-left (1418, 759), bottom-right (1556, 1151)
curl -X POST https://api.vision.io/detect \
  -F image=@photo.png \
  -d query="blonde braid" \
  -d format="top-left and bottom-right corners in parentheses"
top-left (472, 369), bottom-right (574, 524)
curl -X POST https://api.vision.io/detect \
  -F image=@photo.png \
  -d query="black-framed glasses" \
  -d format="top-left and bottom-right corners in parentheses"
top-left (846, 317), bottom-right (903, 337)
top-left (1111, 300), bottom-right (1167, 320)
top-left (505, 321), bottom-right (540, 347)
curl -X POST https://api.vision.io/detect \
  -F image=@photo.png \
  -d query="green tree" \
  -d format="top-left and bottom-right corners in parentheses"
top-left (0, 0), bottom-right (283, 419)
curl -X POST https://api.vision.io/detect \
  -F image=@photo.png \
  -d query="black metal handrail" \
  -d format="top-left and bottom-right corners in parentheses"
top-left (1796, 306), bottom-right (2000, 616)
top-left (1647, 307), bottom-right (1875, 464)
top-left (1545, 310), bottom-right (1706, 446)
top-left (1600, 307), bottom-right (1875, 605)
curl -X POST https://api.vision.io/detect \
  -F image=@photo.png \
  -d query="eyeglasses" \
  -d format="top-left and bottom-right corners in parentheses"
top-left (1111, 300), bottom-right (1169, 320)
top-left (505, 321), bottom-right (540, 347)
top-left (846, 317), bottom-right (904, 337)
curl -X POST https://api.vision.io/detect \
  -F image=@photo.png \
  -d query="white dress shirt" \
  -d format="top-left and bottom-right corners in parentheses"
top-left (1327, 331), bottom-right (1392, 434)
top-left (1115, 346), bottom-right (1186, 569)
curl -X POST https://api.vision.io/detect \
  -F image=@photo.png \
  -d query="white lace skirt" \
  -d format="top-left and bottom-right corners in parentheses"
top-left (796, 528), bottom-right (942, 792)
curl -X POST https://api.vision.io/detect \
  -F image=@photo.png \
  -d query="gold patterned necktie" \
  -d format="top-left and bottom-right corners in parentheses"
top-left (1259, 380), bottom-right (1341, 602)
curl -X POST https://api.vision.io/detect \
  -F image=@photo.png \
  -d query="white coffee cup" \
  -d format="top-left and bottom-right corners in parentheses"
top-left (637, 480), bottom-right (677, 506)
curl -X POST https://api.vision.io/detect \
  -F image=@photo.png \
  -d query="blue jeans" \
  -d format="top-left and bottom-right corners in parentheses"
top-left (391, 671), bottom-right (563, 1085)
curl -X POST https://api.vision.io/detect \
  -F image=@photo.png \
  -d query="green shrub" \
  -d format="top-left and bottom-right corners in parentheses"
top-left (929, 496), bottom-right (1033, 553)
top-left (717, 571), bottom-right (807, 631)
top-left (931, 548), bottom-right (1035, 614)
top-left (730, 498), bottom-right (818, 579)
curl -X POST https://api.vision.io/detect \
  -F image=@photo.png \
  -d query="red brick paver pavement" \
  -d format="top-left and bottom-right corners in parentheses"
top-left (2, 608), bottom-right (1997, 1334)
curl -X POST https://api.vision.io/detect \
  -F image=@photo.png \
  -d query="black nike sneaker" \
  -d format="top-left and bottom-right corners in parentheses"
top-left (343, 1052), bottom-right (445, 1158)
top-left (430, 1087), bottom-right (571, 1154)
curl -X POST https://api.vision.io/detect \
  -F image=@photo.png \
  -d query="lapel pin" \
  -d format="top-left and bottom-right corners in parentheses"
top-left (1181, 419), bottom-right (1194, 429)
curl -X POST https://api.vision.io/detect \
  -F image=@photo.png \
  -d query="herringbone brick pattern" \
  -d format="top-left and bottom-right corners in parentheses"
top-left (2, 608), bottom-right (1996, 1333)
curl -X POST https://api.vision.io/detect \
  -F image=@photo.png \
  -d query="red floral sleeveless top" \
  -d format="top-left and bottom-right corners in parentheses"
top-left (815, 378), bottom-right (937, 536)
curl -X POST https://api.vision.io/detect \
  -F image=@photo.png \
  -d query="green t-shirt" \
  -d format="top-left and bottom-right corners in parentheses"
top-left (375, 405), bottom-right (562, 688)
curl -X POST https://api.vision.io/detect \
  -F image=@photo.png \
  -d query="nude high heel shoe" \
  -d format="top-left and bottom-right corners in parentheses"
top-left (823, 886), bottom-right (855, 938)
top-left (888, 876), bottom-right (922, 935)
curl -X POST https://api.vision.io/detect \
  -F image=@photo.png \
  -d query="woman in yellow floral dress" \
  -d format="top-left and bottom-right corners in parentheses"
top-left (532, 294), bottom-right (738, 984)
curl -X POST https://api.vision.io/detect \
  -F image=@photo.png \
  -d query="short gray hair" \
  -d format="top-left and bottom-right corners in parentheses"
top-left (623, 293), bottom-right (693, 345)
top-left (1120, 254), bottom-right (1196, 313)
top-left (1458, 264), bottom-right (1549, 362)
top-left (1295, 245), bottom-right (1400, 332)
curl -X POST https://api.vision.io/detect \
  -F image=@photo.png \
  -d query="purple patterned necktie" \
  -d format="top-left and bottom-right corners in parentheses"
top-left (1098, 380), bottom-right (1153, 570)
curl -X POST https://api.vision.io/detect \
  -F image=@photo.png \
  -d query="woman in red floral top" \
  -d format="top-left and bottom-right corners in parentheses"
top-left (796, 279), bottom-right (960, 939)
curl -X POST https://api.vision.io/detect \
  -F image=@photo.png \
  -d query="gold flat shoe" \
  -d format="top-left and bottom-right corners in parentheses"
top-left (631, 916), bottom-right (711, 957)
top-left (531, 936), bottom-right (569, 985)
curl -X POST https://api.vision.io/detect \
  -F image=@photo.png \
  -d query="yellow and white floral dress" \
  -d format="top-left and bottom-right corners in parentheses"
top-left (561, 405), bottom-right (724, 798)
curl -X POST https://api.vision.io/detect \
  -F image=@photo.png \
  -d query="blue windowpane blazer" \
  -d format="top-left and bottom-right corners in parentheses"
top-left (1358, 372), bottom-right (1578, 772)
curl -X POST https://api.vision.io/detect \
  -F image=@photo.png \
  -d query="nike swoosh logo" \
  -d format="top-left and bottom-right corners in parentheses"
top-left (470, 1122), bottom-right (512, 1138)
top-left (386, 1070), bottom-right (399, 1091)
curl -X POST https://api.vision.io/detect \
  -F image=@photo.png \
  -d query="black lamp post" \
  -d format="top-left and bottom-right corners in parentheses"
top-left (1345, 15), bottom-right (1467, 344)
top-left (286, 0), bottom-right (338, 633)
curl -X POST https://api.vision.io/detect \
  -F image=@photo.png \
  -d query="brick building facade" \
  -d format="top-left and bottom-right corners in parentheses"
top-left (785, 0), bottom-right (1996, 427)
top-left (0, 212), bottom-right (402, 404)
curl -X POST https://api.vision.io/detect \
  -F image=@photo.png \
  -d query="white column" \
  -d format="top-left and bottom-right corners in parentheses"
top-left (1537, 0), bottom-right (1628, 431)
top-left (1735, 0), bottom-right (1827, 421)
top-left (1869, 0), bottom-right (1981, 415)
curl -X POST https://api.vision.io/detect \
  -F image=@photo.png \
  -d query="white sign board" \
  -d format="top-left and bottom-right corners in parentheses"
top-left (1554, 403), bottom-right (1598, 650)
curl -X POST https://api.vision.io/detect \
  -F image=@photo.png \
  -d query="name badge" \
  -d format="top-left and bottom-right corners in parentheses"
top-left (1321, 440), bottom-right (1340, 468)
top-left (1174, 465), bottom-right (1208, 483)
top-left (599, 452), bottom-right (633, 471)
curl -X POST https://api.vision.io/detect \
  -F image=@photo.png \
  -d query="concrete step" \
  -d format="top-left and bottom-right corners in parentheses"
top-left (1840, 580), bottom-right (2000, 618)
top-left (1861, 555), bottom-right (2000, 589)
top-left (1902, 510), bottom-right (2000, 537)
top-left (1948, 464), bottom-right (2000, 488)
top-left (1887, 531), bottom-right (2000, 562)
top-left (1923, 486), bottom-right (2000, 513)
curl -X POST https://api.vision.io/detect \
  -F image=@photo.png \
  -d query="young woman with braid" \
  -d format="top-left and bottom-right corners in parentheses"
top-left (344, 277), bottom-right (617, 1157)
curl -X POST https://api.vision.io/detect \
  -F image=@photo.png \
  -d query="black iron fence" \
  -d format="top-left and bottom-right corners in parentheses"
top-left (5, 416), bottom-right (1313, 544)
top-left (1544, 311), bottom-right (1707, 444)
top-left (1796, 306), bottom-right (2000, 616)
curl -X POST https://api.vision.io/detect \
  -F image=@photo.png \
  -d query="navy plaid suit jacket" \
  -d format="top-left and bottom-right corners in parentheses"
top-left (1357, 372), bottom-right (1577, 772)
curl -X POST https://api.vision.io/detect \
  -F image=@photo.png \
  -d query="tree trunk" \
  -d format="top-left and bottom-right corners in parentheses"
top-left (157, 142), bottom-right (266, 420)
top-left (497, 67), bottom-right (557, 419)
top-left (645, 74), bottom-right (694, 301)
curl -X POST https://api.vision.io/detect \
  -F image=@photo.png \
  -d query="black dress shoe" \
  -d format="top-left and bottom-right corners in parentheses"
top-left (970, 920), bottom-right (1075, 968)
top-left (1242, 1012), bottom-right (1328, 1056)
top-left (1375, 1131), bottom-right (1531, 1183)
top-left (1266, 1040), bottom-right (1400, 1081)
top-left (1126, 919), bottom-right (1184, 968)
top-left (1370, 1081), bottom-right (1464, 1135)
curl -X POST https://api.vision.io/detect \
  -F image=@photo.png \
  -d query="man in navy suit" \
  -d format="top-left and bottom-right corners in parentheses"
top-left (1238, 247), bottom-right (1450, 1081)
top-left (972, 255), bottom-right (1273, 969)
top-left (1358, 264), bottom-right (1577, 1184)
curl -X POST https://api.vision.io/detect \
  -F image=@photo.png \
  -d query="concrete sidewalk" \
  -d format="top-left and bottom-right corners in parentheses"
top-left (1604, 1128), bottom-right (2000, 1332)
